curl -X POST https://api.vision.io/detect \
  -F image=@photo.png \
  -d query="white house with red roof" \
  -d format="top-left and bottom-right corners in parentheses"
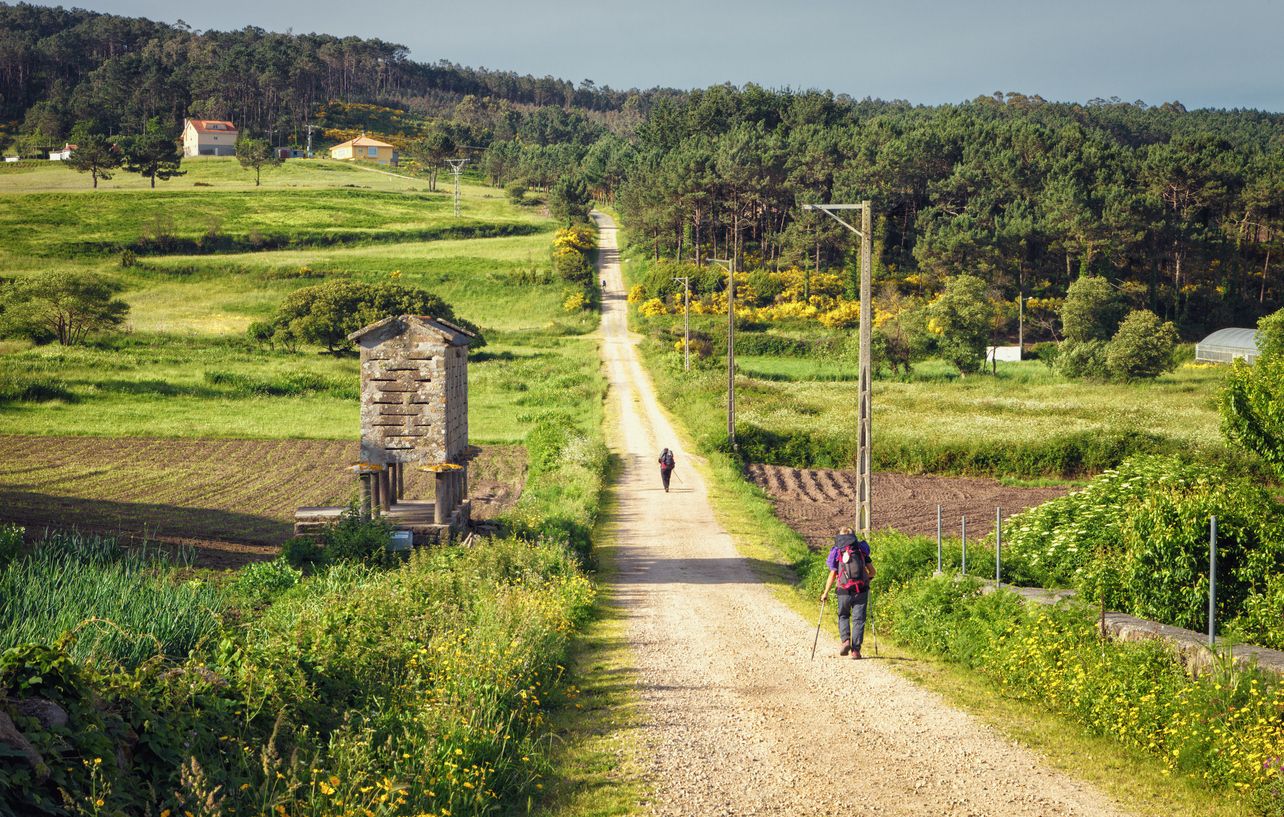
top-left (182, 118), bottom-right (238, 157)
top-left (48, 143), bottom-right (77, 161)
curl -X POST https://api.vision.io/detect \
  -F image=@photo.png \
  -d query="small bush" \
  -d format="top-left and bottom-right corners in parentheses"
top-left (1061, 275), bottom-right (1125, 342)
top-left (505, 181), bottom-right (527, 203)
top-left (1105, 309), bottom-right (1178, 381)
top-left (118, 248), bottom-right (138, 268)
top-left (232, 557), bottom-right (301, 605)
top-left (1054, 338), bottom-right (1108, 379)
top-left (281, 535), bottom-right (323, 568)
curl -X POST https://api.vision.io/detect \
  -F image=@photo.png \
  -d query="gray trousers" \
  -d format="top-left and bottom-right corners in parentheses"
top-left (837, 590), bottom-right (869, 649)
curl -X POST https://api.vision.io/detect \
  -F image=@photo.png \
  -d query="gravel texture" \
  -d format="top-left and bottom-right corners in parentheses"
top-left (593, 213), bottom-right (1131, 817)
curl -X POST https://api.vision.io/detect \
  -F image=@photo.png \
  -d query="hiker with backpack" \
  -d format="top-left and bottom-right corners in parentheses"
top-left (658, 448), bottom-right (676, 492)
top-left (820, 527), bottom-right (876, 659)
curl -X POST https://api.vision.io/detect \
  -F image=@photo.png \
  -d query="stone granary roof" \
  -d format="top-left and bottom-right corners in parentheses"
top-left (346, 315), bottom-right (477, 345)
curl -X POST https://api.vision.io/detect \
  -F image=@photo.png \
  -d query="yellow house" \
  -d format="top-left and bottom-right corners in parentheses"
top-left (330, 135), bottom-right (398, 166)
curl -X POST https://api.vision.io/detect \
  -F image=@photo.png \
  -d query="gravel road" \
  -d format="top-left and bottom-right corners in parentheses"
top-left (592, 212), bottom-right (1132, 817)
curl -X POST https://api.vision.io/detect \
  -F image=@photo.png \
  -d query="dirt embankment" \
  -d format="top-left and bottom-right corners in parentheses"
top-left (746, 464), bottom-right (1068, 549)
top-left (0, 436), bottom-right (526, 568)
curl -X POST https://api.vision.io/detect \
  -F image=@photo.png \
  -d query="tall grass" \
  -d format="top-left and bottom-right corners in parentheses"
top-left (0, 528), bottom-right (224, 667)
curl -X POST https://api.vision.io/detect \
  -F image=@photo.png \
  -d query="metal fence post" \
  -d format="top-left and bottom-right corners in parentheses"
top-left (1209, 515), bottom-right (1218, 647)
top-left (961, 515), bottom-right (967, 575)
top-left (995, 506), bottom-right (1002, 586)
top-left (936, 504), bottom-right (942, 573)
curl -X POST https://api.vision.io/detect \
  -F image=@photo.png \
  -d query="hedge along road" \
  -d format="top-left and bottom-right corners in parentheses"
top-left (592, 211), bottom-right (1130, 817)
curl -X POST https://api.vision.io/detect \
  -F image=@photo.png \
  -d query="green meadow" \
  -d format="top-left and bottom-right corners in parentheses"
top-left (627, 279), bottom-right (1234, 479)
top-left (0, 157), bottom-right (599, 443)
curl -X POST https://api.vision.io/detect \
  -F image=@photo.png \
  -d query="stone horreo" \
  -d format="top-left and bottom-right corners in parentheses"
top-left (295, 314), bottom-right (477, 543)
top-left (351, 314), bottom-right (472, 465)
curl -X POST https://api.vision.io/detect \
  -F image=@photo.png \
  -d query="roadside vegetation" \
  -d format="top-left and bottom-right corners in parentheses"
top-left (0, 151), bottom-right (618, 815)
top-left (621, 222), bottom-right (1284, 816)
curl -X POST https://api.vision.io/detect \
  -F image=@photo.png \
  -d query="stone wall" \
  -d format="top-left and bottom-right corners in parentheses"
top-left (353, 316), bottom-right (469, 465)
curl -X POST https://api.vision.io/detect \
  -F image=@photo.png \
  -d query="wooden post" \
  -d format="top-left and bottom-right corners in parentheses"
top-left (371, 467), bottom-right (383, 515)
top-left (379, 469), bottom-right (392, 512)
top-left (359, 473), bottom-right (373, 519)
top-left (433, 472), bottom-right (447, 524)
top-left (394, 462), bottom-right (405, 500)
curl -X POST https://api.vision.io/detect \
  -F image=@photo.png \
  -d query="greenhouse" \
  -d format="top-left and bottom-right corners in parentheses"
top-left (1194, 327), bottom-right (1259, 364)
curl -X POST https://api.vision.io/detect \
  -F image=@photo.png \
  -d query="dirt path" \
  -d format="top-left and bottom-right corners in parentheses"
top-left (593, 212), bottom-right (1130, 817)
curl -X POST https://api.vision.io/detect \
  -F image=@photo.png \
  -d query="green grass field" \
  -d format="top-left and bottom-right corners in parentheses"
top-left (0, 157), bottom-right (596, 443)
top-left (626, 257), bottom-right (1235, 477)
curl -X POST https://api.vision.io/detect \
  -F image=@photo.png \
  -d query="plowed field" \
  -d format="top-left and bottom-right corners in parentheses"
top-left (0, 436), bottom-right (525, 567)
top-left (746, 463), bottom-right (1067, 550)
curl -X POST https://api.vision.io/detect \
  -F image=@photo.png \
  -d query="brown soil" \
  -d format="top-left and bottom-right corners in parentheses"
top-left (0, 436), bottom-right (526, 568)
top-left (747, 464), bottom-right (1068, 550)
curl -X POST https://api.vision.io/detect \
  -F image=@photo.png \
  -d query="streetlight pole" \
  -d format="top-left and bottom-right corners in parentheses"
top-left (673, 275), bottom-right (691, 371)
top-left (802, 201), bottom-right (873, 535)
top-left (710, 257), bottom-right (736, 447)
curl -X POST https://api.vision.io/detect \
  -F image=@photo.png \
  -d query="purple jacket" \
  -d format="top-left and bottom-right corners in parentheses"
top-left (826, 533), bottom-right (871, 573)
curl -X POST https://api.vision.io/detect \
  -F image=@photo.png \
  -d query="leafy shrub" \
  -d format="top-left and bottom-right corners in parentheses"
top-left (1105, 309), bottom-right (1178, 381)
top-left (260, 279), bottom-right (482, 355)
top-left (281, 534), bottom-right (324, 568)
top-left (118, 248), bottom-right (138, 268)
top-left (232, 557), bottom-right (301, 606)
top-left (1054, 338), bottom-right (1108, 378)
top-left (1002, 455), bottom-right (1284, 633)
top-left (551, 224), bottom-right (596, 285)
top-left (318, 508), bottom-right (395, 565)
top-left (504, 181), bottom-right (527, 203)
top-left (1221, 355), bottom-right (1284, 479)
top-left (1255, 307), bottom-right (1284, 361)
top-left (1060, 275), bottom-right (1124, 342)
top-left (927, 274), bottom-right (991, 374)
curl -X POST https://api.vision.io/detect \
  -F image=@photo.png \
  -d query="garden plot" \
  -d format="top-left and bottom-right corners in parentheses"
top-left (746, 463), bottom-right (1066, 549)
top-left (0, 436), bottom-right (525, 566)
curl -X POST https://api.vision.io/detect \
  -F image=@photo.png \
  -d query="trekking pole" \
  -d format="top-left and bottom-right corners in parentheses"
top-left (869, 588), bottom-right (879, 657)
top-left (811, 597), bottom-right (827, 661)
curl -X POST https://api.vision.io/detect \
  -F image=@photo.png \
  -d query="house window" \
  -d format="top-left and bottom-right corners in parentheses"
top-left (367, 146), bottom-right (379, 157)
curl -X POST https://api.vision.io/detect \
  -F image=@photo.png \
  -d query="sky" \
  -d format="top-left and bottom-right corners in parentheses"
top-left (44, 0), bottom-right (1284, 111)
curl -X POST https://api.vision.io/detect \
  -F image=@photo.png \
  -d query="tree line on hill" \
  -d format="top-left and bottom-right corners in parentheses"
top-left (4, 5), bottom-right (1284, 338)
top-left (0, 2), bottom-right (668, 154)
top-left (582, 88), bottom-right (1283, 339)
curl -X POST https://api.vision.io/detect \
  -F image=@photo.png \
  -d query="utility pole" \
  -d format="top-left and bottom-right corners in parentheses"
top-left (445, 158), bottom-right (468, 217)
top-left (710, 257), bottom-right (736, 446)
top-left (1018, 292), bottom-right (1025, 359)
top-left (673, 275), bottom-right (691, 371)
top-left (802, 201), bottom-right (873, 535)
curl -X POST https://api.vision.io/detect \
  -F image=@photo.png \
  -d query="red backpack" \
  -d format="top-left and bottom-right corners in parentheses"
top-left (836, 543), bottom-right (869, 593)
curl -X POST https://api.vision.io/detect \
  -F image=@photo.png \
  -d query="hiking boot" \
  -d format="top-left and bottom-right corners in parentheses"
top-left (852, 648), bottom-right (862, 660)
top-left (839, 639), bottom-right (851, 656)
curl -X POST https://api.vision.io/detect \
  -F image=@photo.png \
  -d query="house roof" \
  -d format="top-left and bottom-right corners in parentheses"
top-left (347, 315), bottom-right (476, 346)
top-left (332, 135), bottom-right (395, 149)
top-left (187, 119), bottom-right (238, 134)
